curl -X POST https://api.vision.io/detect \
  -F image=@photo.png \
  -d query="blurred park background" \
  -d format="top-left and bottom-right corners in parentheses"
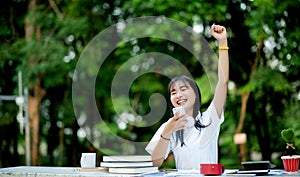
top-left (0, 0), bottom-right (300, 170)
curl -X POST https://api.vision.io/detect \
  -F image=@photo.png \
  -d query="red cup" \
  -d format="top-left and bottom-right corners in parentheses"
top-left (281, 155), bottom-right (300, 172)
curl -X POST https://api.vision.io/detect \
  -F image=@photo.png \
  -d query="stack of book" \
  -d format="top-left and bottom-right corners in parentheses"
top-left (100, 155), bottom-right (158, 174)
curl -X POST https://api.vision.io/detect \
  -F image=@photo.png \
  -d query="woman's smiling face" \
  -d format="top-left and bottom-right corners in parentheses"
top-left (170, 80), bottom-right (196, 113)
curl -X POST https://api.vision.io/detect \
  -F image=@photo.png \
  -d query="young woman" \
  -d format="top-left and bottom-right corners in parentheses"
top-left (145, 24), bottom-right (229, 169)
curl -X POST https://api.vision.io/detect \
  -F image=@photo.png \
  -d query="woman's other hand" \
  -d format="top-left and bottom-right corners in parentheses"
top-left (161, 112), bottom-right (188, 139)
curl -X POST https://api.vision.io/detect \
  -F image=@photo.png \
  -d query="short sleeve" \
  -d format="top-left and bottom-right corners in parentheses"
top-left (145, 122), bottom-right (171, 159)
top-left (198, 102), bottom-right (224, 148)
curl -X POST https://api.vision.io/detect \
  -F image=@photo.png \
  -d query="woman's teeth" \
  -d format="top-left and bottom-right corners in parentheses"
top-left (177, 100), bottom-right (186, 105)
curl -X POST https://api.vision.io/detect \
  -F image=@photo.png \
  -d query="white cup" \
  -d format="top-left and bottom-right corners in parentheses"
top-left (80, 153), bottom-right (96, 168)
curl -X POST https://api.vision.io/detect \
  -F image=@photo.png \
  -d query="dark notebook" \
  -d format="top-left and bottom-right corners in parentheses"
top-left (237, 161), bottom-right (272, 175)
top-left (241, 161), bottom-right (272, 170)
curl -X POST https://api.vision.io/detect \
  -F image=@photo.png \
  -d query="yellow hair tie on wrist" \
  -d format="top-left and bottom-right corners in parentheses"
top-left (219, 46), bottom-right (229, 50)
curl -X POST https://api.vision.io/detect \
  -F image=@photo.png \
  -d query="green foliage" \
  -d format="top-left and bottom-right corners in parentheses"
top-left (1, 0), bottom-right (300, 168)
top-left (281, 128), bottom-right (295, 143)
top-left (241, 66), bottom-right (291, 93)
top-left (0, 103), bottom-right (18, 126)
top-left (195, 75), bottom-right (214, 104)
top-left (245, 0), bottom-right (276, 40)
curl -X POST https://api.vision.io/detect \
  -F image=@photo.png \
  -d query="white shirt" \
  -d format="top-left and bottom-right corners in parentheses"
top-left (145, 102), bottom-right (224, 169)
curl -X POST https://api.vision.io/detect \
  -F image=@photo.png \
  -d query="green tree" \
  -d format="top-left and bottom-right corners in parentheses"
top-left (0, 0), bottom-right (300, 169)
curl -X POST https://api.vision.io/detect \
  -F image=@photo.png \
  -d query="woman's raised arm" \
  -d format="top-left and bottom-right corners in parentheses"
top-left (211, 24), bottom-right (229, 117)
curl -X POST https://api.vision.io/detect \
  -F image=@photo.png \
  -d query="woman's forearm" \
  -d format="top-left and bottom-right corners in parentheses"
top-left (151, 133), bottom-right (170, 167)
top-left (213, 38), bottom-right (229, 116)
top-left (218, 39), bottom-right (229, 84)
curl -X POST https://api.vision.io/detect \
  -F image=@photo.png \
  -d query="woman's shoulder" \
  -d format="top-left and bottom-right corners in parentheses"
top-left (202, 101), bottom-right (224, 123)
top-left (202, 102), bottom-right (215, 115)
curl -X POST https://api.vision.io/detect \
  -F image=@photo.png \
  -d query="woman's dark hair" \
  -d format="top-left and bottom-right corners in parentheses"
top-left (168, 75), bottom-right (209, 146)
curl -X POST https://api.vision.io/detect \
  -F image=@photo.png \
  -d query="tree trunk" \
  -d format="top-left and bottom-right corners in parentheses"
top-left (236, 91), bottom-right (250, 164)
top-left (70, 123), bottom-right (80, 166)
top-left (254, 96), bottom-right (271, 160)
top-left (58, 123), bottom-right (64, 166)
top-left (25, 0), bottom-right (46, 165)
top-left (236, 92), bottom-right (250, 134)
top-left (235, 38), bottom-right (264, 162)
top-left (28, 78), bottom-right (46, 165)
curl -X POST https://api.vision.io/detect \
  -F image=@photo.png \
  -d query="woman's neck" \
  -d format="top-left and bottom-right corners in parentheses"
top-left (186, 109), bottom-right (194, 117)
